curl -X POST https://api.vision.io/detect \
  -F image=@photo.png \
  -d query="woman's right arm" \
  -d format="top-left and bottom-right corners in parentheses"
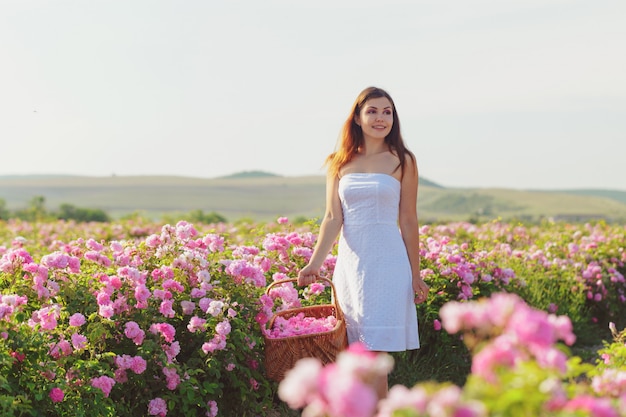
top-left (297, 172), bottom-right (343, 286)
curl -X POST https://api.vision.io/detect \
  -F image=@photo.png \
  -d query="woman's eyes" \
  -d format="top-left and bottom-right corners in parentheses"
top-left (366, 109), bottom-right (392, 115)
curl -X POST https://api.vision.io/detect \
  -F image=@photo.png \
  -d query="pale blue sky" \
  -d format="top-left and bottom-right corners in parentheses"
top-left (1, 0), bottom-right (625, 190)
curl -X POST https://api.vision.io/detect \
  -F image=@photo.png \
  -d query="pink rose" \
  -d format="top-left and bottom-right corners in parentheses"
top-left (49, 387), bottom-right (64, 403)
top-left (181, 300), bottom-right (195, 315)
top-left (131, 356), bottom-right (147, 374)
top-left (124, 321), bottom-right (145, 345)
top-left (163, 367), bottom-right (180, 390)
top-left (71, 333), bottom-right (88, 350)
top-left (433, 319), bottom-right (442, 331)
top-left (150, 322), bottom-right (176, 343)
top-left (148, 397), bottom-right (167, 416)
top-left (91, 375), bottom-right (115, 398)
top-left (187, 316), bottom-right (207, 333)
top-left (68, 313), bottom-right (86, 327)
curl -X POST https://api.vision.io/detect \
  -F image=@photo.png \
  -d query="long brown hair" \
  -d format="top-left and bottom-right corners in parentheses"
top-left (326, 86), bottom-right (414, 178)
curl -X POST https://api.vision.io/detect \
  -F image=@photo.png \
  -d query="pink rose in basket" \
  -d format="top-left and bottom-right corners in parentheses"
top-left (267, 312), bottom-right (338, 339)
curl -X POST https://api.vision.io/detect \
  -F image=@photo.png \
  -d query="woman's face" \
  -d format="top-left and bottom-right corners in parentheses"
top-left (355, 96), bottom-right (394, 141)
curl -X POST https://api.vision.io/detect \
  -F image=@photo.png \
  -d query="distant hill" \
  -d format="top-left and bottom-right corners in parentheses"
top-left (0, 174), bottom-right (81, 180)
top-left (217, 171), bottom-right (444, 188)
top-left (0, 175), bottom-right (624, 222)
top-left (216, 170), bottom-right (281, 179)
top-left (420, 178), bottom-right (443, 188)
top-left (548, 189), bottom-right (626, 205)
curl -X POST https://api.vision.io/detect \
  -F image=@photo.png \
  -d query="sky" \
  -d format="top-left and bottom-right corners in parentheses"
top-left (1, 0), bottom-right (625, 190)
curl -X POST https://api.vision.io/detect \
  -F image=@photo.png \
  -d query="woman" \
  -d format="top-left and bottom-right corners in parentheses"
top-left (297, 86), bottom-right (429, 397)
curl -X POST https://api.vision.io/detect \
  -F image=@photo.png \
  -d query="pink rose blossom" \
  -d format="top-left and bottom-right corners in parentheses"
top-left (190, 288), bottom-right (206, 298)
top-left (278, 358), bottom-right (323, 409)
top-left (159, 299), bottom-right (175, 318)
top-left (71, 333), bottom-right (88, 350)
top-left (163, 366), bottom-right (180, 390)
top-left (224, 259), bottom-right (266, 287)
top-left (206, 400), bottom-right (218, 417)
top-left (162, 279), bottom-right (184, 292)
top-left (175, 220), bottom-right (198, 240)
top-left (197, 269), bottom-right (211, 282)
top-left (377, 385), bottom-right (429, 416)
top-left (148, 397), bottom-right (168, 416)
top-left (131, 356), bottom-right (147, 374)
top-left (145, 234), bottom-right (162, 248)
top-left (30, 304), bottom-right (61, 330)
top-left (91, 375), bottom-right (116, 398)
top-left (563, 395), bottom-right (619, 417)
top-left (592, 369), bottom-right (626, 397)
top-left (215, 320), bottom-right (231, 336)
top-left (471, 335), bottom-right (521, 383)
top-left (114, 368), bottom-right (128, 383)
top-left (187, 316), bottom-right (206, 333)
top-left (164, 341), bottom-right (181, 363)
top-left (68, 313), bottom-right (86, 327)
top-left (266, 312), bottom-right (337, 338)
top-left (49, 339), bottom-right (72, 359)
top-left (202, 234), bottom-right (225, 252)
top-left (206, 300), bottom-right (224, 317)
top-left (124, 321), bottom-right (145, 345)
top-left (115, 354), bottom-right (134, 370)
top-left (198, 297), bottom-right (212, 312)
top-left (320, 363), bottom-right (378, 417)
top-left (98, 303), bottom-right (114, 318)
top-left (86, 238), bottom-right (104, 251)
top-left (181, 300), bottom-right (195, 315)
top-left (201, 336), bottom-right (227, 354)
top-left (150, 322), bottom-right (176, 343)
top-left (153, 289), bottom-right (172, 300)
top-left (134, 285), bottom-right (151, 308)
top-left (49, 387), bottom-right (64, 403)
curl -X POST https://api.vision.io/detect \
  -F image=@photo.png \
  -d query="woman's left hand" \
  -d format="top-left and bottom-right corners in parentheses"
top-left (413, 276), bottom-right (429, 304)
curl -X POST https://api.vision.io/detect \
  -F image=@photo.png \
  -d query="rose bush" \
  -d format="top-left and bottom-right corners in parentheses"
top-left (1, 219), bottom-right (280, 416)
top-left (279, 294), bottom-right (626, 416)
top-left (0, 217), bottom-right (624, 415)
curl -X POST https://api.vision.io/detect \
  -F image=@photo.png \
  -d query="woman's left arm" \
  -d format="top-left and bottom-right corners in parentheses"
top-left (398, 155), bottom-right (429, 304)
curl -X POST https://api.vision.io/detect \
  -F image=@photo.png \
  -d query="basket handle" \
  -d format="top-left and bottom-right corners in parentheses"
top-left (265, 277), bottom-right (344, 321)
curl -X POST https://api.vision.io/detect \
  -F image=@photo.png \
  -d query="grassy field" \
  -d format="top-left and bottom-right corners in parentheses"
top-left (1, 174), bottom-right (625, 223)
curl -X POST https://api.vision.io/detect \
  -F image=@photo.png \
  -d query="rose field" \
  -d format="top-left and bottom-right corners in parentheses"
top-left (0, 217), bottom-right (625, 416)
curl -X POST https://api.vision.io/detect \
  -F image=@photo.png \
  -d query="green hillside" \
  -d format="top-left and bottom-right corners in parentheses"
top-left (0, 175), bottom-right (624, 223)
top-left (548, 189), bottom-right (626, 205)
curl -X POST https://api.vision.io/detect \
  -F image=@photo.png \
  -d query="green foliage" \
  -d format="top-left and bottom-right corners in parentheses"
top-left (594, 324), bottom-right (626, 372)
top-left (162, 209), bottom-right (227, 225)
top-left (56, 204), bottom-right (111, 222)
top-left (0, 199), bottom-right (9, 221)
top-left (12, 196), bottom-right (52, 222)
top-left (6, 197), bottom-right (112, 223)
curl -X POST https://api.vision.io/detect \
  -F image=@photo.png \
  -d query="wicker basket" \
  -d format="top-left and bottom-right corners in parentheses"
top-left (263, 277), bottom-right (348, 382)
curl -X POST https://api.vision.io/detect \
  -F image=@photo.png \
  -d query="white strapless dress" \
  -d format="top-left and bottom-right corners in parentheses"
top-left (333, 173), bottom-right (420, 352)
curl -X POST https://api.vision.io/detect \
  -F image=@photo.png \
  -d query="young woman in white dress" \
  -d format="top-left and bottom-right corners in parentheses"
top-left (297, 86), bottom-right (429, 398)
